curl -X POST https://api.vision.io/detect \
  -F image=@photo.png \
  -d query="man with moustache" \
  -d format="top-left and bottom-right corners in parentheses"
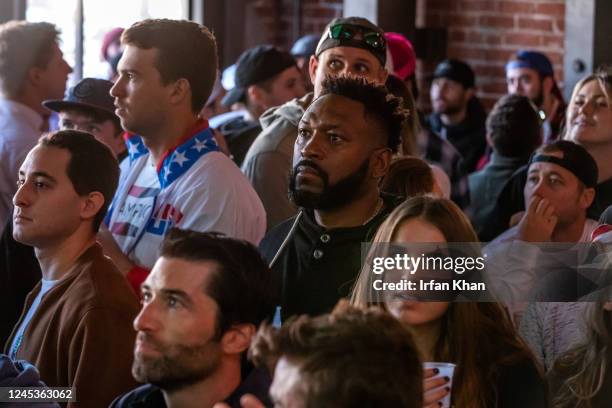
top-left (259, 76), bottom-right (406, 320)
top-left (506, 50), bottom-right (566, 142)
top-left (426, 59), bottom-right (487, 174)
top-left (242, 17), bottom-right (389, 230)
top-left (111, 229), bottom-right (274, 408)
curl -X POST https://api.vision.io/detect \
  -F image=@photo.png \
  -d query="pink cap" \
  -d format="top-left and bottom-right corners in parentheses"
top-left (101, 27), bottom-right (124, 61)
top-left (385, 32), bottom-right (416, 80)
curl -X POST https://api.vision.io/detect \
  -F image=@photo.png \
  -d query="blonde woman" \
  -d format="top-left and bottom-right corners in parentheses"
top-left (548, 301), bottom-right (612, 407)
top-left (351, 196), bottom-right (546, 408)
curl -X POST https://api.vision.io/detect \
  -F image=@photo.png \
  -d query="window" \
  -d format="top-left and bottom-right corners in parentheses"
top-left (27, 0), bottom-right (188, 82)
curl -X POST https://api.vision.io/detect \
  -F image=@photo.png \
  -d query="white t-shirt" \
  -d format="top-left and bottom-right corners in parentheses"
top-left (106, 125), bottom-right (266, 269)
top-left (9, 278), bottom-right (59, 359)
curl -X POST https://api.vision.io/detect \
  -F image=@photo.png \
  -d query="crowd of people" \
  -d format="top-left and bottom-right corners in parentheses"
top-left (0, 14), bottom-right (610, 408)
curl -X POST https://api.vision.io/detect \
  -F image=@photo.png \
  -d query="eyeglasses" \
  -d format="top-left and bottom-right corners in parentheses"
top-left (327, 24), bottom-right (385, 51)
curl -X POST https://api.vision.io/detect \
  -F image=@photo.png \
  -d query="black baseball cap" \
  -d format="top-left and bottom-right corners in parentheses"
top-left (221, 45), bottom-right (297, 107)
top-left (432, 59), bottom-right (475, 89)
top-left (43, 78), bottom-right (115, 116)
top-left (315, 17), bottom-right (386, 67)
top-left (528, 140), bottom-right (599, 188)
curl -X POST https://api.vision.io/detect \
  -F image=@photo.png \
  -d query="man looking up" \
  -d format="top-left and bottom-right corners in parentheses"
top-left (6, 130), bottom-right (139, 408)
top-left (218, 45), bottom-right (305, 166)
top-left (0, 21), bottom-right (72, 226)
top-left (506, 50), bottom-right (566, 142)
top-left (259, 76), bottom-right (406, 320)
top-left (111, 229), bottom-right (275, 408)
top-left (242, 17), bottom-right (388, 230)
top-left (427, 59), bottom-right (487, 173)
top-left (104, 19), bottom-right (266, 291)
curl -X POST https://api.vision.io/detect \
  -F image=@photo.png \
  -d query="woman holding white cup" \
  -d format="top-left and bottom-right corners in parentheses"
top-left (351, 196), bottom-right (547, 407)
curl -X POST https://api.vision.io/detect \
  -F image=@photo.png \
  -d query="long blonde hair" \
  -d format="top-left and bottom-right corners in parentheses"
top-left (553, 300), bottom-right (612, 407)
top-left (351, 196), bottom-right (541, 408)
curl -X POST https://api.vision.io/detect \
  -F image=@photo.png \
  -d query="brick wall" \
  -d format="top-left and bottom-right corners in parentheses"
top-left (420, 0), bottom-right (565, 109)
top-left (250, 0), bottom-right (566, 109)
top-left (250, 0), bottom-right (342, 50)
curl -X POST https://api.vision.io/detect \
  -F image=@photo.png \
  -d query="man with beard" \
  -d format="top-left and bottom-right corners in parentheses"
top-left (241, 17), bottom-right (389, 230)
top-left (506, 50), bottom-right (566, 142)
top-left (111, 228), bottom-right (275, 408)
top-left (259, 76), bottom-right (406, 320)
top-left (426, 59), bottom-right (487, 174)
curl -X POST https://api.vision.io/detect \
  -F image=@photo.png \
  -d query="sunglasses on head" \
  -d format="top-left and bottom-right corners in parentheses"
top-left (327, 24), bottom-right (385, 50)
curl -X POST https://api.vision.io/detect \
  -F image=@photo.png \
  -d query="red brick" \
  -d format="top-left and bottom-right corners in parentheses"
top-left (448, 13), bottom-right (479, 26)
top-left (499, 1), bottom-right (534, 14)
top-left (535, 3), bottom-right (565, 17)
top-left (481, 81), bottom-right (509, 94)
top-left (484, 49), bottom-right (518, 62)
top-left (518, 17), bottom-right (554, 31)
top-left (302, 7), bottom-right (337, 18)
top-left (448, 46), bottom-right (487, 60)
top-left (467, 31), bottom-right (484, 42)
top-left (485, 34), bottom-right (502, 45)
top-left (554, 18), bottom-right (565, 32)
top-left (473, 64), bottom-right (506, 77)
top-left (479, 15), bottom-right (515, 28)
top-left (541, 35), bottom-right (564, 49)
top-left (504, 32), bottom-right (541, 46)
top-left (449, 29), bottom-right (467, 42)
top-left (458, 1), bottom-right (497, 12)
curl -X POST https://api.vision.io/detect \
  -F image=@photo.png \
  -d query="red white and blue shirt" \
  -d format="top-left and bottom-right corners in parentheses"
top-left (106, 120), bottom-right (266, 269)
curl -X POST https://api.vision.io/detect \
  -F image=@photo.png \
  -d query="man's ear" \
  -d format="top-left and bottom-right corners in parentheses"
top-left (221, 323), bottom-right (256, 355)
top-left (371, 148), bottom-right (392, 179)
top-left (464, 87), bottom-right (475, 104)
top-left (81, 191), bottom-right (105, 222)
top-left (27, 66), bottom-right (44, 89)
top-left (169, 78), bottom-right (191, 107)
top-left (542, 76), bottom-right (554, 95)
top-left (308, 55), bottom-right (319, 87)
top-left (247, 85), bottom-right (266, 108)
top-left (579, 187), bottom-right (596, 210)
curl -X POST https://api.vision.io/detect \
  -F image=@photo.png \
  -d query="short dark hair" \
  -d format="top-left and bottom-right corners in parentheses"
top-left (38, 130), bottom-right (119, 232)
top-left (319, 76), bottom-right (406, 153)
top-left (159, 229), bottom-right (275, 337)
top-left (122, 19), bottom-right (218, 113)
top-left (487, 94), bottom-right (541, 158)
top-left (250, 302), bottom-right (423, 408)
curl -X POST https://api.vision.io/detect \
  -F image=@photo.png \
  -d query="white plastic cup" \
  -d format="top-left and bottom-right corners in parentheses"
top-left (423, 362), bottom-right (456, 408)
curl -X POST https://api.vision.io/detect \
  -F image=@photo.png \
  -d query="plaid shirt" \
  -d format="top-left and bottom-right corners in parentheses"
top-left (417, 128), bottom-right (470, 209)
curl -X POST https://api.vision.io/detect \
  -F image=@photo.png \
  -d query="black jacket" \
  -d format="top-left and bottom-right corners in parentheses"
top-left (259, 195), bottom-right (399, 320)
top-left (427, 97), bottom-right (487, 174)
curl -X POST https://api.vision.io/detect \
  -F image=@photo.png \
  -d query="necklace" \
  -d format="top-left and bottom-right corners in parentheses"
top-left (362, 198), bottom-right (384, 226)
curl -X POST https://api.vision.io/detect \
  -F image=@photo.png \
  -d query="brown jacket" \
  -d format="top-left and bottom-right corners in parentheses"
top-left (4, 243), bottom-right (140, 408)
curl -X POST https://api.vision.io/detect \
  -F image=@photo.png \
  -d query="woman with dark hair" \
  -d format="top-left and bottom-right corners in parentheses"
top-left (351, 196), bottom-right (546, 407)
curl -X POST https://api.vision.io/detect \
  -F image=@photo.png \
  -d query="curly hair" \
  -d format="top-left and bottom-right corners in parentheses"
top-left (319, 75), bottom-right (408, 153)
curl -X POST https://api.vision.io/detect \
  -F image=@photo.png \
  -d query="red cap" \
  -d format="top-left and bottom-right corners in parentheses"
top-left (385, 32), bottom-right (416, 80)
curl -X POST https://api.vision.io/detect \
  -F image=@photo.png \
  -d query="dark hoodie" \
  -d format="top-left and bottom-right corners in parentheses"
top-left (427, 97), bottom-right (487, 173)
